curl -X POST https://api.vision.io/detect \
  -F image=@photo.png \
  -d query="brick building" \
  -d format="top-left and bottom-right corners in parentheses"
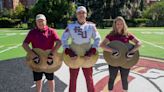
top-left (0, 0), bottom-right (36, 10)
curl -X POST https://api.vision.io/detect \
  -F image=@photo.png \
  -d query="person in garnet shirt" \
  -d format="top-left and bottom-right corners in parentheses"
top-left (100, 16), bottom-right (142, 92)
top-left (22, 14), bottom-right (61, 92)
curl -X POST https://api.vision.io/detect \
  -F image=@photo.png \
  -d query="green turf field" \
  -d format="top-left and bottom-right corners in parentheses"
top-left (0, 27), bottom-right (164, 61)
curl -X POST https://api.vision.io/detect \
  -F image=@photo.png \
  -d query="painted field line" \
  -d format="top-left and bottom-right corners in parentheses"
top-left (0, 33), bottom-right (16, 38)
top-left (141, 32), bottom-right (164, 35)
top-left (19, 33), bottom-right (27, 35)
top-left (141, 40), bottom-right (164, 50)
top-left (6, 33), bottom-right (17, 36)
top-left (0, 45), bottom-right (4, 48)
top-left (0, 44), bottom-right (21, 54)
top-left (0, 36), bottom-right (10, 38)
top-left (0, 32), bottom-right (27, 38)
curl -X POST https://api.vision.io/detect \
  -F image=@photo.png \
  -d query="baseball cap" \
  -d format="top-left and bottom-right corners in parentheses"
top-left (76, 6), bottom-right (87, 13)
top-left (36, 14), bottom-right (46, 21)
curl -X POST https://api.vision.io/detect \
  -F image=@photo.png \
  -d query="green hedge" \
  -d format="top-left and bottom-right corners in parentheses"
top-left (126, 18), bottom-right (150, 27)
top-left (101, 18), bottom-right (150, 27)
top-left (0, 17), bottom-right (21, 28)
top-left (145, 20), bottom-right (164, 27)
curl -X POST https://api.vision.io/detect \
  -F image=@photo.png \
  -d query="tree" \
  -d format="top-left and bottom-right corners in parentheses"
top-left (75, 0), bottom-right (145, 25)
top-left (31, 0), bottom-right (76, 28)
top-left (13, 3), bottom-right (26, 21)
top-left (144, 1), bottom-right (164, 21)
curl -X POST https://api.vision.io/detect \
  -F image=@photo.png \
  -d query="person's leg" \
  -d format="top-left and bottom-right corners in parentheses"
top-left (69, 68), bottom-right (80, 92)
top-left (82, 67), bottom-right (95, 92)
top-left (120, 67), bottom-right (130, 92)
top-left (108, 65), bottom-right (119, 91)
top-left (123, 90), bottom-right (128, 92)
top-left (45, 72), bottom-right (55, 92)
top-left (33, 71), bottom-right (43, 92)
top-left (36, 80), bottom-right (42, 92)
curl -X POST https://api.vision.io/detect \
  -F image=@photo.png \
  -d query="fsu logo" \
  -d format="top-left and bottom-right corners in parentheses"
top-left (74, 26), bottom-right (87, 38)
top-left (28, 57), bottom-right (164, 92)
top-left (94, 57), bottom-right (164, 92)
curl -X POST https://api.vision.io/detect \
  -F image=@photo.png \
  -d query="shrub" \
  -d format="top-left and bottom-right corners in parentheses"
top-left (0, 17), bottom-right (21, 28)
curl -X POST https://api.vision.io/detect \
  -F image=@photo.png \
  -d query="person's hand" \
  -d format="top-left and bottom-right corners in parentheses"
top-left (30, 51), bottom-right (38, 59)
top-left (84, 48), bottom-right (96, 57)
top-left (65, 48), bottom-right (77, 57)
top-left (111, 49), bottom-right (119, 56)
top-left (47, 53), bottom-right (53, 65)
top-left (127, 50), bottom-right (135, 58)
top-left (29, 51), bottom-right (40, 64)
top-left (70, 56), bottom-right (78, 61)
top-left (84, 56), bottom-right (91, 61)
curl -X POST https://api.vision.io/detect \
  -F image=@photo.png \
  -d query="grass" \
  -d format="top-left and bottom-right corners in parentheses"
top-left (0, 27), bottom-right (164, 61)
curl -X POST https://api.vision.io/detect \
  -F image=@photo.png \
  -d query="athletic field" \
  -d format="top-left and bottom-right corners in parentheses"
top-left (0, 28), bottom-right (164, 92)
top-left (0, 27), bottom-right (163, 61)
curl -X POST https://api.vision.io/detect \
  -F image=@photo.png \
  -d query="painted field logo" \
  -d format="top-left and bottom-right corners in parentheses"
top-left (93, 57), bottom-right (164, 92)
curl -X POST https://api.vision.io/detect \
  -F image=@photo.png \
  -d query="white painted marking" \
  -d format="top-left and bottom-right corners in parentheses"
top-left (6, 33), bottom-right (16, 36)
top-left (141, 32), bottom-right (152, 34)
top-left (19, 33), bottom-right (27, 35)
top-left (141, 32), bottom-right (164, 35)
top-left (0, 44), bottom-right (21, 53)
top-left (28, 58), bottom-right (164, 92)
top-left (129, 69), bottom-right (164, 92)
top-left (0, 45), bottom-right (4, 48)
top-left (0, 36), bottom-right (10, 38)
top-left (141, 40), bottom-right (164, 50)
top-left (154, 32), bottom-right (164, 35)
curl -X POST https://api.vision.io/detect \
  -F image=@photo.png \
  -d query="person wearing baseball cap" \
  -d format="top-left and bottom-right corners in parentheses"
top-left (62, 6), bottom-right (101, 92)
top-left (22, 14), bottom-right (61, 92)
top-left (76, 6), bottom-right (87, 13)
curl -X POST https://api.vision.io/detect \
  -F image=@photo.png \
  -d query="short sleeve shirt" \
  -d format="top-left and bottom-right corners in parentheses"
top-left (105, 34), bottom-right (134, 43)
top-left (23, 26), bottom-right (60, 50)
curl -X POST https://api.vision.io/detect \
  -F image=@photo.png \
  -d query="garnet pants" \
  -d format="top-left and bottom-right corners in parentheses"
top-left (69, 67), bottom-right (95, 92)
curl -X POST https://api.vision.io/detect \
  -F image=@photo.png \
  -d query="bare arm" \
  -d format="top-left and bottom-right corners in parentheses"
top-left (130, 36), bottom-right (142, 53)
top-left (22, 43), bottom-right (37, 58)
top-left (51, 40), bottom-right (62, 54)
top-left (22, 43), bottom-right (33, 54)
top-left (100, 38), bottom-right (113, 52)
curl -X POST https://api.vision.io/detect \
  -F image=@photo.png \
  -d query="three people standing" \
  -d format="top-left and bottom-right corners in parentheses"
top-left (23, 6), bottom-right (141, 92)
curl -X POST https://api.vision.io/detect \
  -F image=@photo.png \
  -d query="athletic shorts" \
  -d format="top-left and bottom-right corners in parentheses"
top-left (33, 71), bottom-right (54, 81)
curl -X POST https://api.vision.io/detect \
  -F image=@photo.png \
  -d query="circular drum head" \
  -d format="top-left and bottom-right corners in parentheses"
top-left (63, 52), bottom-right (84, 69)
top-left (26, 48), bottom-right (45, 72)
top-left (81, 52), bottom-right (99, 68)
top-left (26, 48), bottom-right (63, 73)
top-left (103, 41), bottom-right (128, 67)
top-left (121, 43), bottom-right (139, 69)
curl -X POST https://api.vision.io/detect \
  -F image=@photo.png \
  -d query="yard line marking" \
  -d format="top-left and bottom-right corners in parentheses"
top-left (141, 32), bottom-right (152, 34)
top-left (0, 44), bottom-right (21, 53)
top-left (19, 33), bottom-right (27, 35)
top-left (0, 45), bottom-right (4, 48)
top-left (141, 32), bottom-right (164, 35)
top-left (6, 33), bottom-right (17, 36)
top-left (0, 32), bottom-right (27, 38)
top-left (141, 40), bottom-right (164, 50)
top-left (0, 36), bottom-right (10, 38)
top-left (154, 32), bottom-right (164, 35)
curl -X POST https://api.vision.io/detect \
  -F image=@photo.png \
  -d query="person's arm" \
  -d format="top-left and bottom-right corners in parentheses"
top-left (22, 31), bottom-right (37, 57)
top-left (51, 40), bottom-right (62, 55)
top-left (61, 27), bottom-right (77, 57)
top-left (22, 43), bottom-right (33, 53)
top-left (129, 36), bottom-right (142, 53)
top-left (91, 25), bottom-right (101, 49)
top-left (100, 38), bottom-right (113, 52)
top-left (61, 28), bottom-right (70, 49)
top-left (84, 25), bottom-right (101, 57)
top-left (49, 29), bottom-right (62, 55)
